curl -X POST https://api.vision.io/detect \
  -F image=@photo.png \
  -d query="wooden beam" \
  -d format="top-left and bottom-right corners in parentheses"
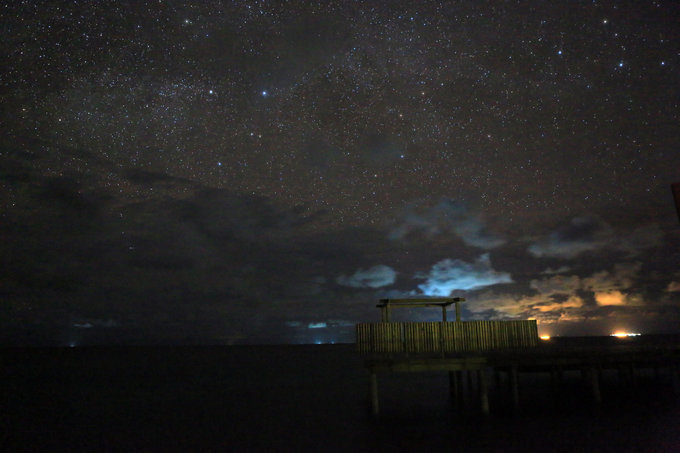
top-left (367, 357), bottom-right (487, 373)
top-left (370, 372), bottom-right (379, 416)
top-left (377, 297), bottom-right (465, 308)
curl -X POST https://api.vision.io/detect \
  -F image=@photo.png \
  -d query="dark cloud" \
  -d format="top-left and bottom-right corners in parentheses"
top-left (528, 216), bottom-right (613, 259)
top-left (528, 216), bottom-right (662, 259)
top-left (389, 199), bottom-right (506, 249)
top-left (1, 0), bottom-right (679, 343)
top-left (358, 132), bottom-right (407, 165)
top-left (124, 168), bottom-right (197, 187)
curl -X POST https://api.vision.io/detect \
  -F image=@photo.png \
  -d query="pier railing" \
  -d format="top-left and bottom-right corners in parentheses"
top-left (356, 320), bottom-right (539, 355)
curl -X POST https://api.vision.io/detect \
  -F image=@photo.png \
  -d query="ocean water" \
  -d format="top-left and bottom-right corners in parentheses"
top-left (1, 342), bottom-right (679, 452)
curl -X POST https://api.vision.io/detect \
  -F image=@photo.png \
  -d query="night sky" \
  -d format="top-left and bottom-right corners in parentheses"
top-left (2, 1), bottom-right (679, 345)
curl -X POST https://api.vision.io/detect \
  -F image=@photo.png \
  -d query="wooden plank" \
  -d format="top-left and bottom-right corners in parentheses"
top-left (367, 357), bottom-right (487, 373)
top-left (356, 320), bottom-right (539, 355)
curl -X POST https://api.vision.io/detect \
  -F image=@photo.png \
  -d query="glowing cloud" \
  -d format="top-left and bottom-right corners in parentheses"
top-left (595, 290), bottom-right (627, 306)
top-left (415, 253), bottom-right (512, 296)
top-left (336, 265), bottom-right (397, 288)
top-left (666, 281), bottom-right (680, 292)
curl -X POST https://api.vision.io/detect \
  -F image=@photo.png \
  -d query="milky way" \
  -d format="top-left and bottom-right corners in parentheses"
top-left (1, 1), bottom-right (679, 344)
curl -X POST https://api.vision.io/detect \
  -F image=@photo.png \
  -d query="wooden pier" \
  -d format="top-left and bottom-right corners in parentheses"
top-left (356, 298), bottom-right (680, 416)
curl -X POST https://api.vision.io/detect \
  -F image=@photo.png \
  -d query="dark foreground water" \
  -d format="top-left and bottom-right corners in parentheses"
top-left (1, 342), bottom-right (679, 452)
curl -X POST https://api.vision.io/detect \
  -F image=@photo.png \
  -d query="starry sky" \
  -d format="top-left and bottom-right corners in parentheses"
top-left (1, 0), bottom-right (679, 345)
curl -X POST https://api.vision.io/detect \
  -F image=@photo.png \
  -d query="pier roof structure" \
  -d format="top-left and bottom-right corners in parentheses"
top-left (376, 297), bottom-right (466, 322)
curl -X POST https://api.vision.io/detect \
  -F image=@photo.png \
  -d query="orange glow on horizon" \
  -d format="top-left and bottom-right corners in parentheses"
top-left (611, 331), bottom-right (641, 338)
top-left (539, 335), bottom-right (551, 340)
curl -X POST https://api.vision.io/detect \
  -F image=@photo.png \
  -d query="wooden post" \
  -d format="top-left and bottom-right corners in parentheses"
top-left (467, 368), bottom-right (475, 396)
top-left (455, 301), bottom-right (461, 322)
top-left (618, 364), bottom-right (628, 386)
top-left (510, 365), bottom-right (519, 411)
top-left (550, 366), bottom-right (558, 394)
top-left (494, 368), bottom-right (501, 389)
top-left (590, 366), bottom-right (602, 404)
top-left (628, 362), bottom-right (636, 386)
top-left (442, 305), bottom-right (447, 322)
top-left (457, 370), bottom-right (465, 408)
top-left (479, 369), bottom-right (489, 415)
top-left (449, 371), bottom-right (458, 409)
top-left (370, 372), bottom-right (379, 416)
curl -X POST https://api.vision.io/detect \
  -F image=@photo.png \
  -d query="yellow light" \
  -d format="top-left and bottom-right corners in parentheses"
top-left (611, 331), bottom-right (641, 338)
top-left (539, 335), bottom-right (551, 340)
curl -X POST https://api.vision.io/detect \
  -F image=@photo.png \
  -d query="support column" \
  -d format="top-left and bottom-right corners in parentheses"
top-left (590, 365), bottom-right (602, 405)
top-left (510, 365), bottom-right (519, 411)
top-left (449, 371), bottom-right (458, 409)
top-left (672, 364), bottom-right (679, 398)
top-left (457, 370), bottom-right (465, 408)
top-left (479, 369), bottom-right (489, 415)
top-left (628, 362), bottom-right (636, 386)
top-left (370, 372), bottom-right (379, 416)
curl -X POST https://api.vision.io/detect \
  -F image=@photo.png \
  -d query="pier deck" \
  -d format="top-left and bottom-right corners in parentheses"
top-left (361, 335), bottom-right (680, 416)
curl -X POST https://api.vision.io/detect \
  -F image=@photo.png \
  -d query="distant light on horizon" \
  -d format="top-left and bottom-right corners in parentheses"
top-left (539, 334), bottom-right (551, 340)
top-left (611, 331), bottom-right (641, 338)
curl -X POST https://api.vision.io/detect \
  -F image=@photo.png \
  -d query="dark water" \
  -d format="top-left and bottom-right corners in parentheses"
top-left (1, 342), bottom-right (679, 452)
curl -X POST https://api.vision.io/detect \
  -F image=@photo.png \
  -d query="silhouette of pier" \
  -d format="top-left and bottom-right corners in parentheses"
top-left (356, 298), bottom-right (680, 416)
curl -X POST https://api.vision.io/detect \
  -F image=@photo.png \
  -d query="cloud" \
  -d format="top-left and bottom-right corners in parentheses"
top-left (528, 216), bottom-right (613, 258)
top-left (389, 199), bottom-right (505, 249)
top-left (465, 291), bottom-right (544, 318)
top-left (468, 261), bottom-right (645, 324)
top-left (528, 216), bottom-right (662, 259)
top-left (532, 295), bottom-right (585, 312)
top-left (541, 266), bottom-right (572, 275)
top-left (336, 265), bottom-right (397, 288)
top-left (594, 290), bottom-right (628, 306)
top-left (667, 281), bottom-right (680, 292)
top-left (415, 253), bottom-right (512, 296)
top-left (581, 262), bottom-right (641, 293)
top-left (358, 132), bottom-right (407, 165)
top-left (618, 224), bottom-right (663, 256)
top-left (530, 274), bottom-right (581, 296)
